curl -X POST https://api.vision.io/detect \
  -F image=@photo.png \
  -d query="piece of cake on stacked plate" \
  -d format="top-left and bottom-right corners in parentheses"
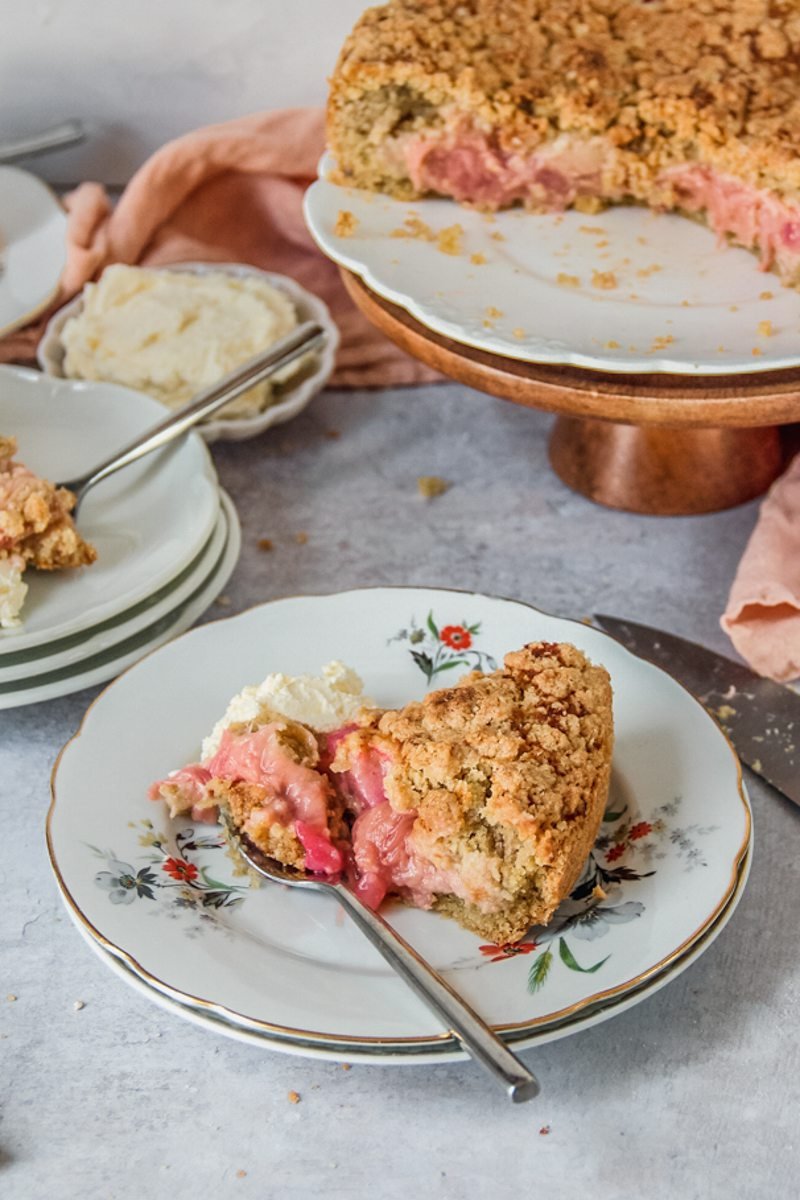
top-left (0, 436), bottom-right (96, 628)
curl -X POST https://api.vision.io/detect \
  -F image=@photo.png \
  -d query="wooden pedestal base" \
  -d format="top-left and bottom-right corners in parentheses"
top-left (548, 419), bottom-right (783, 515)
top-left (341, 270), bottom-right (799, 515)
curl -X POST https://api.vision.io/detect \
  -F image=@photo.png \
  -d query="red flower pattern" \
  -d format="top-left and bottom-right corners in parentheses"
top-left (605, 843), bottom-right (627, 863)
top-left (629, 821), bottom-right (653, 840)
top-left (162, 857), bottom-right (199, 882)
top-left (440, 625), bottom-right (472, 651)
top-left (479, 941), bottom-right (538, 963)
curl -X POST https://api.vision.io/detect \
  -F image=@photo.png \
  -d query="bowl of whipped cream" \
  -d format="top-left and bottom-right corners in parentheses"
top-left (38, 262), bottom-right (340, 443)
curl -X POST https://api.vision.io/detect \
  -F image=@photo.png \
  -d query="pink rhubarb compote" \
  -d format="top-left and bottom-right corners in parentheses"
top-left (150, 721), bottom-right (461, 911)
top-left (326, 728), bottom-right (460, 911)
top-left (401, 124), bottom-right (610, 211)
top-left (149, 722), bottom-right (344, 873)
top-left (662, 164), bottom-right (800, 274)
top-left (396, 121), bottom-right (800, 277)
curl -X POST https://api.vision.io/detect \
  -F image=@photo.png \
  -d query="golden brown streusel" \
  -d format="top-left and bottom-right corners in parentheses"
top-left (0, 436), bottom-right (96, 571)
top-left (329, 0), bottom-right (800, 198)
top-left (333, 642), bottom-right (613, 943)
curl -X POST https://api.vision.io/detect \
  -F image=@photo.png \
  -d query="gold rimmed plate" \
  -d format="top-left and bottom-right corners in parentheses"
top-left (47, 588), bottom-right (751, 1061)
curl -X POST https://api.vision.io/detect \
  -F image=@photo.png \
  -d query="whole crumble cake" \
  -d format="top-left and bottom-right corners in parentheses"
top-left (0, 436), bottom-right (96, 627)
top-left (328, 0), bottom-right (800, 283)
top-left (150, 643), bottom-right (614, 943)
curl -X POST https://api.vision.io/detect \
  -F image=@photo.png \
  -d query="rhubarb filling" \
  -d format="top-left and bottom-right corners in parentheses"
top-left (149, 719), bottom-right (478, 911)
top-left (384, 120), bottom-right (800, 275)
top-left (149, 720), bottom-right (346, 875)
top-left (398, 124), bottom-right (612, 211)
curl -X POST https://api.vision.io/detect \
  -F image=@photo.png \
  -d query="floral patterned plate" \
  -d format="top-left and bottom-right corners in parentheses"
top-left (47, 588), bottom-right (752, 1062)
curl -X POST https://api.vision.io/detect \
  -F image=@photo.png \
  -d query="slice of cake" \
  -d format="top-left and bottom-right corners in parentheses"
top-left (328, 0), bottom-right (800, 283)
top-left (150, 644), bottom-right (614, 943)
top-left (0, 436), bottom-right (97, 627)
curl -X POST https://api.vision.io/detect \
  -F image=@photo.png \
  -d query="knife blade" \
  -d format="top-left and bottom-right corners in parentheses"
top-left (593, 613), bottom-right (799, 806)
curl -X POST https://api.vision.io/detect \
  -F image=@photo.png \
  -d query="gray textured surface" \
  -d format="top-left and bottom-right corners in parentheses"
top-left (2, 383), bottom-right (798, 1199)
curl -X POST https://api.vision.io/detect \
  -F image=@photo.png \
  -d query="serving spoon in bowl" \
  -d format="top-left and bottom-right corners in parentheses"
top-left (59, 321), bottom-right (325, 513)
top-left (222, 816), bottom-right (541, 1103)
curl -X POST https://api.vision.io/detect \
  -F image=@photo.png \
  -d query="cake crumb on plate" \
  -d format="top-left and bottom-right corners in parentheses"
top-left (417, 476), bottom-right (451, 499)
top-left (288, 1090), bottom-right (301, 1104)
top-left (390, 214), bottom-right (435, 242)
top-left (334, 210), bottom-right (358, 237)
top-left (437, 224), bottom-right (464, 255)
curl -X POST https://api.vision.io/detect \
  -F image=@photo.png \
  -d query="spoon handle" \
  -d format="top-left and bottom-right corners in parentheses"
top-left (0, 119), bottom-right (86, 164)
top-left (333, 883), bottom-right (540, 1102)
top-left (63, 322), bottom-right (325, 507)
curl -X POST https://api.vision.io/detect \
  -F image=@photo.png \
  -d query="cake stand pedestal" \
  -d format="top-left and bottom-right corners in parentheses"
top-left (343, 270), bottom-right (799, 515)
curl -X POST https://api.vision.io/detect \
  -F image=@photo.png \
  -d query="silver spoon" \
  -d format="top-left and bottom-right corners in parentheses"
top-left (224, 818), bottom-right (540, 1102)
top-left (59, 321), bottom-right (325, 512)
top-left (0, 119), bottom-right (86, 164)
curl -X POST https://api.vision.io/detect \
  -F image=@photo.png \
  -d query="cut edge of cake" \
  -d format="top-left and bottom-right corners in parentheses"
top-left (327, 0), bottom-right (800, 285)
top-left (0, 435), bottom-right (97, 627)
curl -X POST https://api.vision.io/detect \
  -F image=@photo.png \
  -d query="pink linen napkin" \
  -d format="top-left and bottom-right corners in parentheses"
top-left (0, 108), bottom-right (439, 389)
top-left (721, 453), bottom-right (800, 683)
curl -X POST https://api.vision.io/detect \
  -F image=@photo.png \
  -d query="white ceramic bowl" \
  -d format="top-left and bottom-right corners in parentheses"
top-left (37, 262), bottom-right (340, 444)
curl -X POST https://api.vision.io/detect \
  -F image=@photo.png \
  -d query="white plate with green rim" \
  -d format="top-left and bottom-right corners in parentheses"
top-left (0, 490), bottom-right (239, 709)
top-left (0, 167), bottom-right (67, 337)
top-left (65, 837), bottom-right (751, 1065)
top-left (47, 588), bottom-right (752, 1060)
top-left (0, 367), bottom-right (220, 652)
top-left (0, 501), bottom-right (227, 681)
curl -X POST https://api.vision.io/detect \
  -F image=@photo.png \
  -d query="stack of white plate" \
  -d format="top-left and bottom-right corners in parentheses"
top-left (0, 366), bottom-right (241, 708)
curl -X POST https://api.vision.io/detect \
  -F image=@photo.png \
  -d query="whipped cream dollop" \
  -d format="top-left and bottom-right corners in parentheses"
top-left (0, 555), bottom-right (27, 628)
top-left (201, 661), bottom-right (369, 759)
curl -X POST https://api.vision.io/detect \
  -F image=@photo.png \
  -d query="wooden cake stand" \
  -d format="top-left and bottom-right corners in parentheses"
top-left (343, 270), bottom-right (800, 515)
